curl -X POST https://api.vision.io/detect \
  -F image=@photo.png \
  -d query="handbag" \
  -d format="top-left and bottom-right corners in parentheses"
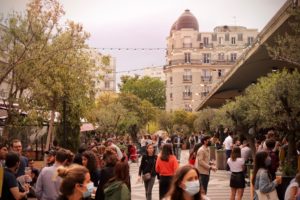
top-left (255, 189), bottom-right (279, 200)
top-left (142, 172), bottom-right (152, 181)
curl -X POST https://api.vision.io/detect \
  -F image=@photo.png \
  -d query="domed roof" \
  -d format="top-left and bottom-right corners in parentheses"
top-left (174, 9), bottom-right (199, 31)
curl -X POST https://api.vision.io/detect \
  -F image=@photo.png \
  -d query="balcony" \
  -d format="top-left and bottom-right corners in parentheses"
top-left (168, 59), bottom-right (236, 66)
top-left (183, 92), bottom-right (192, 100)
top-left (183, 43), bottom-right (192, 48)
top-left (201, 91), bottom-right (209, 97)
top-left (201, 76), bottom-right (212, 83)
top-left (169, 59), bottom-right (202, 66)
top-left (183, 75), bottom-right (192, 82)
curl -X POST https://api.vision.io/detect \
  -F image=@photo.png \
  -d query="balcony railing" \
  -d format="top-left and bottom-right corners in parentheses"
top-left (168, 59), bottom-right (236, 66)
top-left (183, 92), bottom-right (192, 100)
top-left (201, 76), bottom-right (212, 83)
top-left (183, 75), bottom-right (192, 82)
top-left (201, 91), bottom-right (209, 97)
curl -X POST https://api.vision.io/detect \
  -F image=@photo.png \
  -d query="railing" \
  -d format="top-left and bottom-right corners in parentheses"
top-left (201, 76), bottom-right (212, 83)
top-left (183, 75), bottom-right (192, 82)
top-left (183, 92), bottom-right (192, 100)
top-left (201, 91), bottom-right (209, 97)
top-left (168, 59), bottom-right (235, 66)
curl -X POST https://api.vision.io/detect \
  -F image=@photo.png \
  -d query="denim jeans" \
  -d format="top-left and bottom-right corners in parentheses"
top-left (144, 177), bottom-right (155, 200)
top-left (200, 174), bottom-right (210, 194)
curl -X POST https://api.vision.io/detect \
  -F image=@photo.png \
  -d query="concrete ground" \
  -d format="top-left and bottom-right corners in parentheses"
top-left (130, 150), bottom-right (251, 200)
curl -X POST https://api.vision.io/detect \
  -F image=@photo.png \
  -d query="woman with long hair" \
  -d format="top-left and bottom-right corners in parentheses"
top-left (227, 146), bottom-right (245, 200)
top-left (95, 148), bottom-right (118, 200)
top-left (103, 158), bottom-right (131, 200)
top-left (138, 144), bottom-right (157, 200)
top-left (156, 143), bottom-right (179, 199)
top-left (252, 151), bottom-right (282, 200)
top-left (57, 165), bottom-right (93, 200)
top-left (82, 151), bottom-right (100, 187)
top-left (164, 165), bottom-right (202, 200)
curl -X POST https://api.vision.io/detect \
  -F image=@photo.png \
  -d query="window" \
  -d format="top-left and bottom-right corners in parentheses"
top-left (218, 37), bottom-right (223, 44)
top-left (184, 104), bottom-right (192, 112)
top-left (231, 37), bottom-right (236, 45)
top-left (183, 37), bottom-right (192, 48)
top-left (170, 93), bottom-right (173, 100)
top-left (170, 76), bottom-right (173, 85)
top-left (203, 37), bottom-right (209, 46)
top-left (218, 53), bottom-right (224, 61)
top-left (197, 33), bottom-right (201, 41)
top-left (212, 34), bottom-right (217, 41)
top-left (184, 53), bottom-right (191, 63)
top-left (218, 69), bottom-right (225, 77)
top-left (225, 33), bottom-right (229, 41)
top-left (247, 37), bottom-right (254, 45)
top-left (105, 81), bottom-right (110, 89)
top-left (183, 86), bottom-right (192, 99)
top-left (238, 33), bottom-right (243, 41)
top-left (202, 69), bottom-right (211, 77)
top-left (203, 53), bottom-right (211, 63)
top-left (230, 53), bottom-right (237, 61)
top-left (183, 69), bottom-right (192, 82)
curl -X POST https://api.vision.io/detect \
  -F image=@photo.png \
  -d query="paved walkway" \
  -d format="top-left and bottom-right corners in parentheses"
top-left (130, 150), bottom-right (251, 200)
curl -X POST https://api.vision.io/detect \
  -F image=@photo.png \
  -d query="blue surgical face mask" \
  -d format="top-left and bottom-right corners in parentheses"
top-left (184, 180), bottom-right (200, 196)
top-left (82, 182), bottom-right (94, 198)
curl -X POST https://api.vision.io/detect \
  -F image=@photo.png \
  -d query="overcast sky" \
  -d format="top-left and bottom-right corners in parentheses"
top-left (1, 0), bottom-right (286, 77)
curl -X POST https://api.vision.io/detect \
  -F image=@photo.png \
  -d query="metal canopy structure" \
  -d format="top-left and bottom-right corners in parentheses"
top-left (196, 0), bottom-right (300, 110)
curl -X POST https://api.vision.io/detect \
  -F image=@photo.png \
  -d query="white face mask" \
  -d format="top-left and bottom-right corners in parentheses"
top-left (184, 180), bottom-right (200, 196)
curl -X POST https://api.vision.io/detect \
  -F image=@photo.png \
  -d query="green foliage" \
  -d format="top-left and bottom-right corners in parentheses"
top-left (119, 75), bottom-right (166, 108)
top-left (194, 108), bottom-right (216, 133)
top-left (267, 7), bottom-right (300, 66)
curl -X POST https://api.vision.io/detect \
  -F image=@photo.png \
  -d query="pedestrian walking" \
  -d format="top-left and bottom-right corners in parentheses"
top-left (57, 164), bottom-right (93, 200)
top-left (138, 144), bottom-right (157, 200)
top-left (156, 143), bottom-right (179, 199)
top-left (163, 165), bottom-right (203, 200)
top-left (195, 135), bottom-right (217, 194)
top-left (227, 146), bottom-right (245, 200)
top-left (284, 173), bottom-right (300, 200)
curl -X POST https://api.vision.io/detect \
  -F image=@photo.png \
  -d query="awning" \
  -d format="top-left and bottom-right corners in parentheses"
top-left (80, 123), bottom-right (95, 132)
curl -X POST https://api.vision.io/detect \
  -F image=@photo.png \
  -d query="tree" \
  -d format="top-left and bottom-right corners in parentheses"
top-left (193, 108), bottom-right (216, 133)
top-left (119, 75), bottom-right (166, 109)
top-left (267, 7), bottom-right (300, 66)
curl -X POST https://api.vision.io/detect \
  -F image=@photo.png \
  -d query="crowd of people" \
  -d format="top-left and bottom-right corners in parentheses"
top-left (0, 129), bottom-right (299, 200)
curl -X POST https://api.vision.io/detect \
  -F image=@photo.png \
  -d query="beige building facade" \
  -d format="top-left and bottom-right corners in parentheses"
top-left (88, 49), bottom-right (116, 98)
top-left (164, 9), bottom-right (258, 112)
top-left (142, 66), bottom-right (165, 81)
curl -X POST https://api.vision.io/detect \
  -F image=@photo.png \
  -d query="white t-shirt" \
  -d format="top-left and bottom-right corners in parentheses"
top-left (227, 158), bottom-right (245, 172)
top-left (223, 136), bottom-right (233, 150)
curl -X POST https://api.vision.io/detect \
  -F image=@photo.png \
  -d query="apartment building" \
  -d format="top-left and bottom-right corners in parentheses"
top-left (164, 9), bottom-right (258, 111)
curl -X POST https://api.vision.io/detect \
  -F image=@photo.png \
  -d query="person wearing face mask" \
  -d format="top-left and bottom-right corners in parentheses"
top-left (163, 165), bottom-right (205, 200)
top-left (252, 151), bottom-right (282, 200)
top-left (57, 164), bottom-right (94, 200)
top-left (1, 152), bottom-right (29, 200)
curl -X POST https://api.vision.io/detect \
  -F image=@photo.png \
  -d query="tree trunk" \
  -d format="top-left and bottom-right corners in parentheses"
top-left (45, 106), bottom-right (56, 151)
top-left (287, 130), bottom-right (297, 172)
